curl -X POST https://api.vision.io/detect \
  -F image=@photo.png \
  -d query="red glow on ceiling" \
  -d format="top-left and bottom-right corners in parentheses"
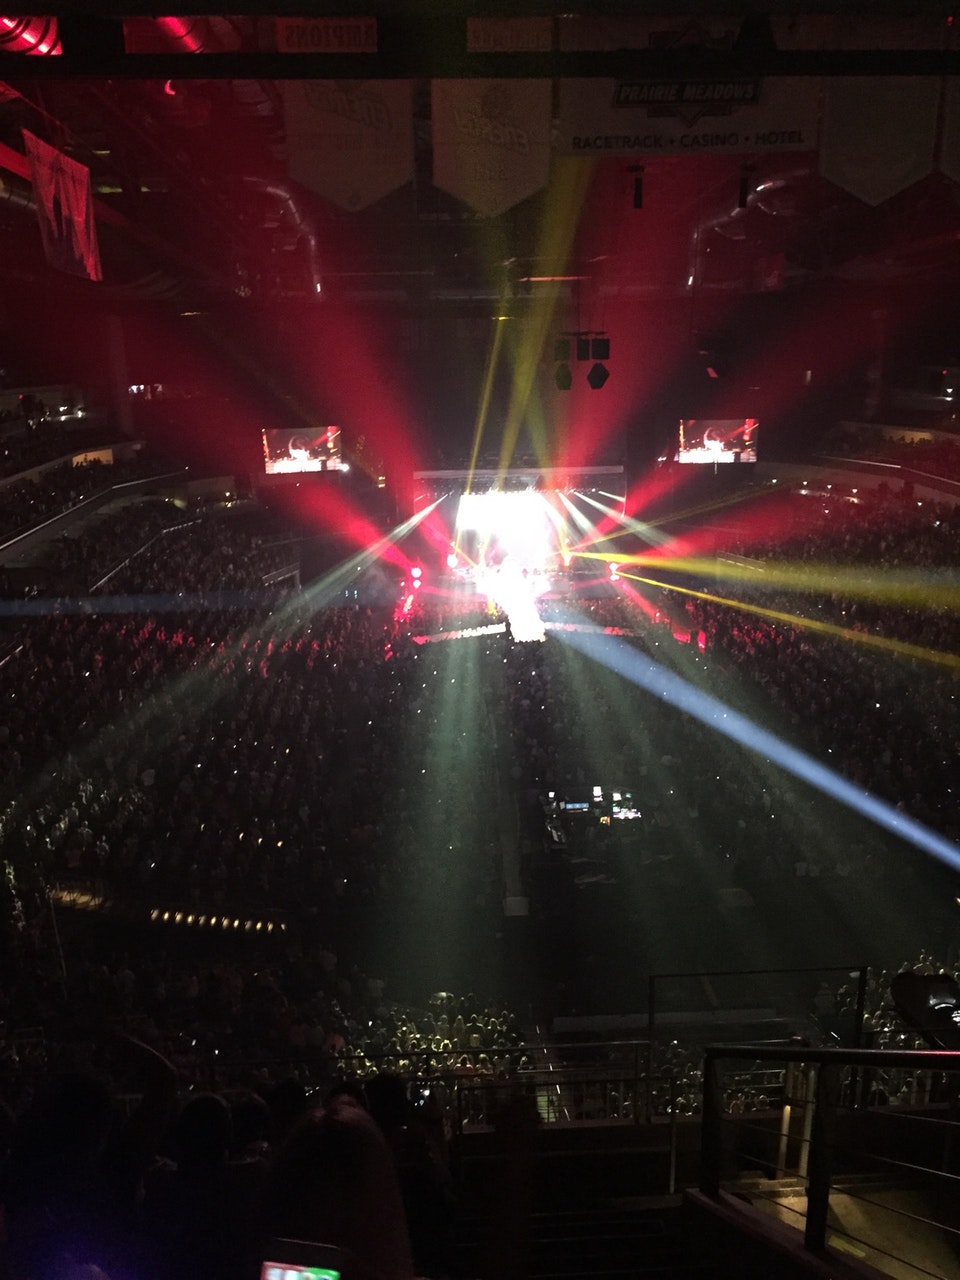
top-left (0, 16), bottom-right (61, 54)
top-left (157, 16), bottom-right (203, 52)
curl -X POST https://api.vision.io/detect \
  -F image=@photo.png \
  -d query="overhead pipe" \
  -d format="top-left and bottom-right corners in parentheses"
top-left (694, 165), bottom-right (820, 252)
top-left (0, 16), bottom-right (60, 54)
top-left (243, 176), bottom-right (323, 297)
top-left (154, 15), bottom-right (244, 54)
top-left (0, 171), bottom-right (34, 210)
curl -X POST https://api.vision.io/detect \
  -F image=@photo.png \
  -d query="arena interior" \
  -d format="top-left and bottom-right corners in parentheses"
top-left (3, 6), bottom-right (960, 1280)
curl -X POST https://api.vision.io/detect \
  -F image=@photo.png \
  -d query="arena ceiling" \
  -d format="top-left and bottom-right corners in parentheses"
top-left (2, 4), bottom-right (960, 467)
top-left (1, 6), bottom-right (959, 302)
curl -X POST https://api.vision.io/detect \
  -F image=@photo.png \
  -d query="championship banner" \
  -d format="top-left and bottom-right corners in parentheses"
top-left (813, 15), bottom-right (945, 49)
top-left (557, 13), bottom-right (739, 52)
top-left (431, 79), bottom-right (551, 217)
top-left (466, 15), bottom-right (551, 52)
top-left (22, 130), bottom-right (101, 281)
top-left (557, 12), bottom-right (945, 52)
top-left (555, 76), bottom-right (821, 157)
top-left (819, 77), bottom-right (939, 205)
top-left (283, 80), bottom-right (413, 211)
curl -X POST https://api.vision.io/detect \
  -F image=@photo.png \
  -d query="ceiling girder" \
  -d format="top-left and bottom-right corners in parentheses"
top-left (4, 20), bottom-right (960, 79)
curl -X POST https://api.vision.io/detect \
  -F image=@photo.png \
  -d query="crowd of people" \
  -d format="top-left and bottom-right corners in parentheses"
top-left (0, 454), bottom-right (181, 550)
top-left (819, 420), bottom-right (960, 478)
top-left (0, 416), bottom-right (960, 1273)
top-left (0, 1031), bottom-right (468, 1280)
top-left (681, 486), bottom-right (960, 844)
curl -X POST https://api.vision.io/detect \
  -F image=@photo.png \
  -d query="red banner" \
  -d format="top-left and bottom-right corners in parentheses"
top-left (22, 130), bottom-right (102, 281)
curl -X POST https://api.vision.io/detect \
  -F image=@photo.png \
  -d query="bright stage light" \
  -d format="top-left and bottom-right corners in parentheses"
top-left (446, 552), bottom-right (459, 569)
top-left (457, 489), bottom-right (556, 572)
top-left (478, 560), bottom-right (545, 643)
top-left (411, 566), bottom-right (422, 579)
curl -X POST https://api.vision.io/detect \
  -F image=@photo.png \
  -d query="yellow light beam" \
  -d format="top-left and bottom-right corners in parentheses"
top-left (465, 315), bottom-right (508, 496)
top-left (497, 157), bottom-right (595, 478)
top-left (573, 490), bottom-right (672, 549)
top-left (638, 556), bottom-right (960, 612)
top-left (622, 570), bottom-right (960, 670)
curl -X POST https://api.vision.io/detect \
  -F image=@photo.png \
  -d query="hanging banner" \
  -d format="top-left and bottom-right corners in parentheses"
top-left (819, 77), bottom-right (939, 205)
top-left (557, 13), bottom-right (740, 52)
top-left (22, 130), bottom-right (101, 281)
top-left (283, 80), bottom-right (413, 211)
top-left (431, 79), bottom-right (551, 217)
top-left (466, 15), bottom-right (552, 52)
top-left (275, 16), bottom-right (377, 53)
top-left (558, 12), bottom-right (946, 52)
top-left (555, 76), bottom-right (821, 156)
top-left (816, 15), bottom-right (945, 49)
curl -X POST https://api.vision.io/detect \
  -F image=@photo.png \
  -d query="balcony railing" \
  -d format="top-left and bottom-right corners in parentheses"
top-left (699, 1043), bottom-right (960, 1279)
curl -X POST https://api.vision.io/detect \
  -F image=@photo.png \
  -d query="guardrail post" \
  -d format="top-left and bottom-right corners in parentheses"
top-left (848, 965), bottom-right (869, 1106)
top-left (700, 1050), bottom-right (724, 1198)
top-left (777, 1060), bottom-right (796, 1176)
top-left (647, 976), bottom-right (656, 1124)
top-left (853, 967), bottom-right (868, 1048)
top-left (798, 1063), bottom-right (816, 1182)
top-left (804, 1061), bottom-right (842, 1253)
top-left (634, 1040), bottom-right (640, 1125)
top-left (668, 1073), bottom-right (678, 1196)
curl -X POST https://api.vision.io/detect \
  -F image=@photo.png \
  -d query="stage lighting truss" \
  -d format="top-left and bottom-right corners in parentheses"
top-left (554, 331), bottom-right (610, 389)
top-left (587, 362), bottom-right (610, 390)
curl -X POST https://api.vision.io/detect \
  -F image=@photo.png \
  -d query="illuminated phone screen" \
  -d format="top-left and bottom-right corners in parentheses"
top-left (262, 1265), bottom-right (341, 1280)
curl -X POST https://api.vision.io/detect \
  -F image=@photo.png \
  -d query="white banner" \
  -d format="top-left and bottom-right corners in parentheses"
top-left (283, 80), bottom-right (413, 211)
top-left (431, 79), bottom-right (551, 217)
top-left (819, 77), bottom-right (939, 205)
top-left (555, 76), bottom-right (821, 156)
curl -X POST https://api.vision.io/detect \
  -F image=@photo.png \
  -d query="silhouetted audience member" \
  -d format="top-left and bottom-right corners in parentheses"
top-left (365, 1073), bottom-right (456, 1277)
top-left (2, 1036), bottom-right (175, 1280)
top-left (141, 1092), bottom-right (265, 1280)
top-left (265, 1093), bottom-right (415, 1280)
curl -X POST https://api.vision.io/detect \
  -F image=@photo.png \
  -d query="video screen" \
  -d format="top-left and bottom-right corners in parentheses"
top-left (677, 418), bottom-right (758, 464)
top-left (611, 790), bottom-right (641, 821)
top-left (262, 426), bottom-right (343, 474)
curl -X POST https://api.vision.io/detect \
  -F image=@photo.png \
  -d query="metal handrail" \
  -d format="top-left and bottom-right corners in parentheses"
top-left (699, 1042), bottom-right (960, 1271)
top-left (704, 1043), bottom-right (960, 1069)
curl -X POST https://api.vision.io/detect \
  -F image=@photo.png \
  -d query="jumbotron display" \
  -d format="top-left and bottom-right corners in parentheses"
top-left (677, 418), bottom-right (758, 464)
top-left (262, 426), bottom-right (344, 474)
